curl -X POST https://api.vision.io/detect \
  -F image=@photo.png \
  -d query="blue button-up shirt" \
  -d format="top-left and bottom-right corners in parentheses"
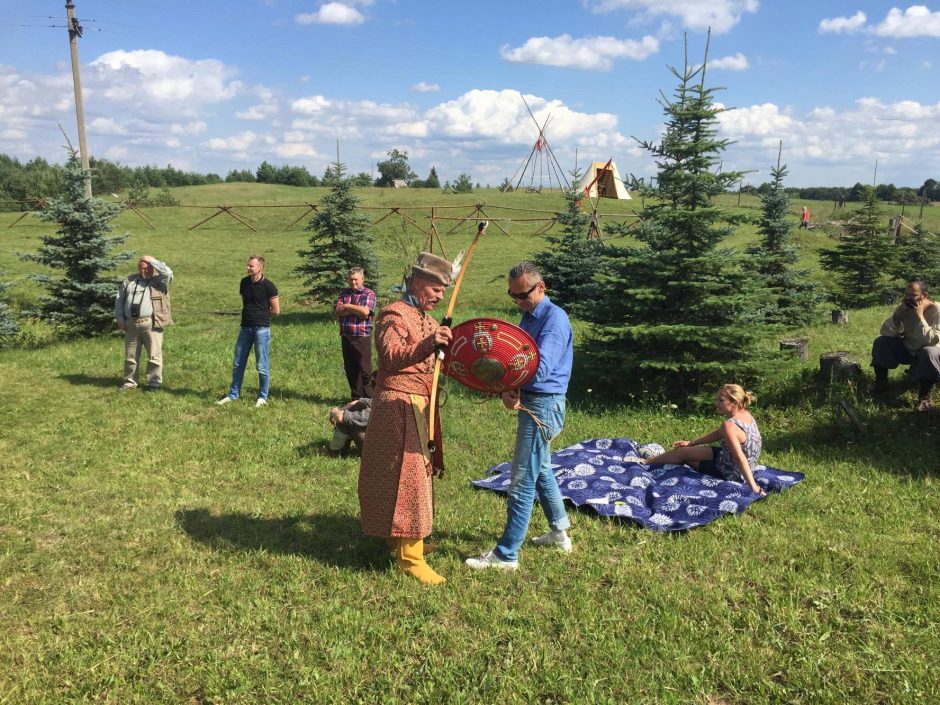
top-left (520, 295), bottom-right (573, 394)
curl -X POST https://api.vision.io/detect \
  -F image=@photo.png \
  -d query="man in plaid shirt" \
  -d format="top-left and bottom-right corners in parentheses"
top-left (335, 267), bottom-right (376, 399)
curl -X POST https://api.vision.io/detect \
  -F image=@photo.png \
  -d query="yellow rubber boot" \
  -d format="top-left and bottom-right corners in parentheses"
top-left (388, 537), bottom-right (437, 555)
top-left (395, 538), bottom-right (446, 585)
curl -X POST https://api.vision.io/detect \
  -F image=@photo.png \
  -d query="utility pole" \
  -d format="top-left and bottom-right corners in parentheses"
top-left (66, 0), bottom-right (92, 198)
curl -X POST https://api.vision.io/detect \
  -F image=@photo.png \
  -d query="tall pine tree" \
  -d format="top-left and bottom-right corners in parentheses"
top-left (895, 222), bottom-right (940, 289)
top-left (582, 35), bottom-right (775, 401)
top-left (295, 160), bottom-right (379, 302)
top-left (534, 173), bottom-right (606, 316)
top-left (19, 153), bottom-right (130, 335)
top-left (746, 147), bottom-right (823, 326)
top-left (821, 186), bottom-right (900, 308)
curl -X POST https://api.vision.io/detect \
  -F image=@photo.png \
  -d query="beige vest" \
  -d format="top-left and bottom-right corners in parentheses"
top-left (125, 275), bottom-right (174, 328)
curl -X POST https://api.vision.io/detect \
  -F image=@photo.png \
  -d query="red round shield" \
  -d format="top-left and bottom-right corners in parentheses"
top-left (442, 317), bottom-right (540, 394)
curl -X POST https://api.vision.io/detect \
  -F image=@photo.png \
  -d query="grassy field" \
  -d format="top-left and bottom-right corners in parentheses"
top-left (1, 185), bottom-right (938, 704)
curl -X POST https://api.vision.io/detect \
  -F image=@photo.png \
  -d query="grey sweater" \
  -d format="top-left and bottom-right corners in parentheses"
top-left (880, 304), bottom-right (940, 354)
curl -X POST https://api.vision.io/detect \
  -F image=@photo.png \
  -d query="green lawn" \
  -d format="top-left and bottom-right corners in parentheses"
top-left (1, 185), bottom-right (938, 704)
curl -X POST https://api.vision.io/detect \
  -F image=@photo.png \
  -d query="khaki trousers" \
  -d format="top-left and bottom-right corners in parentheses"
top-left (123, 317), bottom-right (164, 388)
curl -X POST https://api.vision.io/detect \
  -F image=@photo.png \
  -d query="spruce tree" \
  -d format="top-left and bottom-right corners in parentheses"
top-left (534, 174), bottom-right (606, 316)
top-left (0, 272), bottom-right (18, 348)
top-left (19, 153), bottom-right (130, 335)
top-left (581, 35), bottom-right (774, 400)
top-left (821, 186), bottom-right (900, 308)
top-left (746, 150), bottom-right (823, 326)
top-left (295, 160), bottom-right (379, 302)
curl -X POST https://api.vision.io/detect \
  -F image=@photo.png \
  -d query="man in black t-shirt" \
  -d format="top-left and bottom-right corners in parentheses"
top-left (216, 255), bottom-right (280, 407)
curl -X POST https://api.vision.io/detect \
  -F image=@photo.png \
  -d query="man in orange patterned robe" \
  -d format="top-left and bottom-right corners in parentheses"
top-left (358, 253), bottom-right (454, 585)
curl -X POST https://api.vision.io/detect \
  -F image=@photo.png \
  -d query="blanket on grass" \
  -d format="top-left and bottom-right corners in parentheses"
top-left (471, 437), bottom-right (804, 532)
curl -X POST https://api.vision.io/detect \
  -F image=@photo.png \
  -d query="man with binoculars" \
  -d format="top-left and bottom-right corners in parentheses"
top-left (115, 255), bottom-right (174, 391)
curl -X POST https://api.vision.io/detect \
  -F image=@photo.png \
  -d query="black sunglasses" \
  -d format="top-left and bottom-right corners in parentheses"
top-left (507, 282), bottom-right (540, 300)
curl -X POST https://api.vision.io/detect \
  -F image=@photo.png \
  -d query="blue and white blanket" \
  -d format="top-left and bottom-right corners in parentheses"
top-left (471, 437), bottom-right (804, 532)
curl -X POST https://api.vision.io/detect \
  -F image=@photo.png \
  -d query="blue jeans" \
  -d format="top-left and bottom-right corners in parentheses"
top-left (228, 326), bottom-right (271, 400)
top-left (495, 391), bottom-right (570, 562)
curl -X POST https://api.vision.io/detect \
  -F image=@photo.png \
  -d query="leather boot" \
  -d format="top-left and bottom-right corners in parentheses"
top-left (394, 538), bottom-right (446, 585)
top-left (916, 381), bottom-right (935, 412)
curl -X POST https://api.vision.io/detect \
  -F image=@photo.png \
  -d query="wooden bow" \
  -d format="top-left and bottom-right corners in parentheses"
top-left (427, 220), bottom-right (489, 455)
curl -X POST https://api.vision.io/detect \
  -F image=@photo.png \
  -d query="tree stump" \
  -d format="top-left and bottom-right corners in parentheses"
top-left (780, 337), bottom-right (810, 362)
top-left (820, 351), bottom-right (861, 382)
top-left (831, 309), bottom-right (849, 325)
top-left (880, 288), bottom-right (902, 305)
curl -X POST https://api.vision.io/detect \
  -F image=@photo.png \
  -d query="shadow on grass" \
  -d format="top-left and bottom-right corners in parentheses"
top-left (275, 310), bottom-right (334, 327)
top-left (59, 373), bottom-right (201, 397)
top-left (295, 439), bottom-right (363, 458)
top-left (766, 409), bottom-right (938, 479)
top-left (175, 508), bottom-right (387, 571)
top-left (271, 388), bottom-right (334, 404)
top-left (758, 369), bottom-right (939, 479)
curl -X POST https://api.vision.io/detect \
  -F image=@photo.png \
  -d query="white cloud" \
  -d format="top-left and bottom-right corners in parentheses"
top-left (717, 98), bottom-right (940, 182)
top-left (295, 3), bottom-right (365, 25)
top-left (236, 103), bottom-right (279, 120)
top-left (588, 0), bottom-right (759, 34)
top-left (203, 131), bottom-right (262, 153)
top-left (88, 50), bottom-right (241, 117)
top-left (292, 95), bottom-right (413, 122)
top-left (719, 103), bottom-right (793, 136)
top-left (419, 89), bottom-right (627, 146)
top-left (818, 11), bottom-right (867, 34)
top-left (500, 34), bottom-right (659, 71)
top-left (412, 82), bottom-right (441, 93)
top-left (0, 64), bottom-right (73, 132)
top-left (858, 59), bottom-right (887, 72)
top-left (709, 53), bottom-right (749, 71)
top-left (89, 117), bottom-right (127, 135)
top-left (292, 95), bottom-right (332, 114)
top-left (871, 5), bottom-right (940, 38)
top-left (275, 141), bottom-right (318, 158)
top-left (170, 121), bottom-right (207, 135)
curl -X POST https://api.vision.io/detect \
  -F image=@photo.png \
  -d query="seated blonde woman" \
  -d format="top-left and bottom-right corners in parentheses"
top-left (641, 384), bottom-right (765, 496)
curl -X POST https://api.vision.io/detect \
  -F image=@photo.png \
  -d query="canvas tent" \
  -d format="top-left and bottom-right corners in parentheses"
top-left (577, 161), bottom-right (631, 200)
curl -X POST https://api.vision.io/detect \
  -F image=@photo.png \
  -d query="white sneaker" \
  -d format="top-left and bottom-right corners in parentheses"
top-left (215, 396), bottom-right (234, 405)
top-left (465, 549), bottom-right (518, 571)
top-left (531, 530), bottom-right (572, 553)
top-left (255, 398), bottom-right (267, 407)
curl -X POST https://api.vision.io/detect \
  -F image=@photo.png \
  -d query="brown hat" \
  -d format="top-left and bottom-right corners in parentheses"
top-left (410, 252), bottom-right (455, 286)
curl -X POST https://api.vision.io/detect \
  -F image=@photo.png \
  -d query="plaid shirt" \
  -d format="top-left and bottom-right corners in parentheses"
top-left (336, 286), bottom-right (376, 336)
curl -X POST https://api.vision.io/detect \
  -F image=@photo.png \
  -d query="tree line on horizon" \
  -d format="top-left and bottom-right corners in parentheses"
top-left (0, 150), bottom-right (476, 211)
top-left (3, 150), bottom-right (938, 213)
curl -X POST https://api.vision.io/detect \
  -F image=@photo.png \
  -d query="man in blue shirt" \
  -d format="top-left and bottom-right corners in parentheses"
top-left (466, 261), bottom-right (574, 571)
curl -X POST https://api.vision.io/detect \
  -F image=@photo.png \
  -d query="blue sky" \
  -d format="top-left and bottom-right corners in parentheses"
top-left (1, 0), bottom-right (938, 187)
